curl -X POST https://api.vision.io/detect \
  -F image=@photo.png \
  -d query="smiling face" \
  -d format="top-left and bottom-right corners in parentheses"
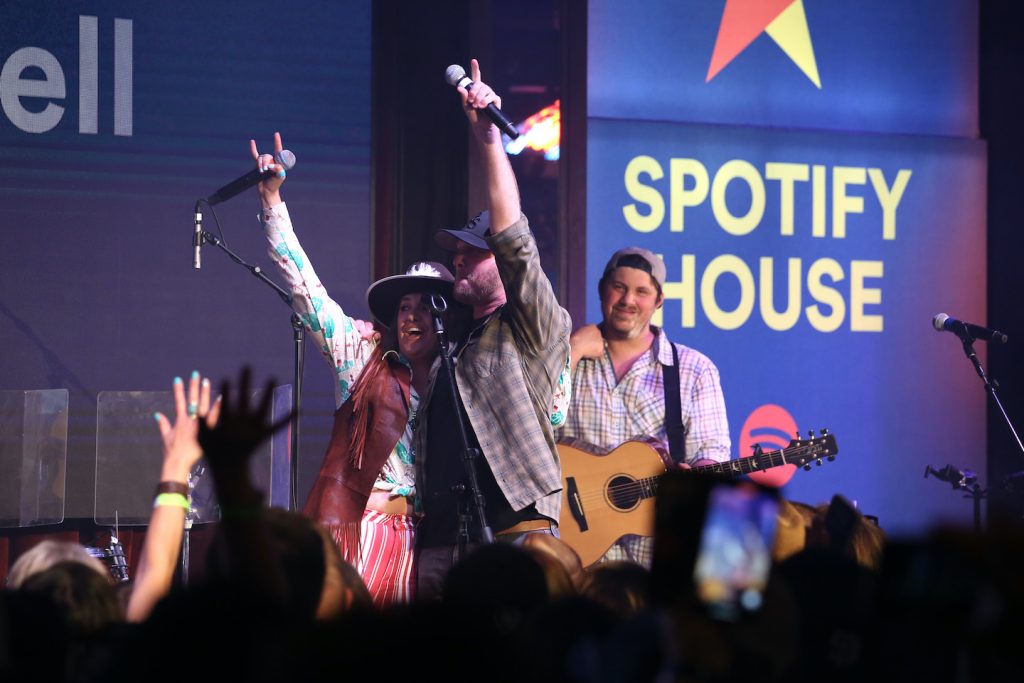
top-left (395, 293), bottom-right (440, 364)
top-left (599, 266), bottom-right (664, 341)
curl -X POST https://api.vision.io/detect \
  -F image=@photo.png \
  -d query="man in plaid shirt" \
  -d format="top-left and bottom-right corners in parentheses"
top-left (413, 60), bottom-right (571, 598)
top-left (560, 247), bottom-right (731, 568)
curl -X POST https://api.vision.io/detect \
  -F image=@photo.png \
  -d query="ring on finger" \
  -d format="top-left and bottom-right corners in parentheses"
top-left (187, 402), bottom-right (199, 418)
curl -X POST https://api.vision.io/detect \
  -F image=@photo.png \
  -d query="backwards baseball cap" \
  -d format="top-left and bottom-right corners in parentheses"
top-left (602, 247), bottom-right (666, 290)
top-left (435, 210), bottom-right (491, 251)
top-left (366, 261), bottom-right (454, 326)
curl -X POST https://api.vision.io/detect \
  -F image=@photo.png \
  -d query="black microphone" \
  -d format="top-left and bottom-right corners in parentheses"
top-left (445, 65), bottom-right (520, 139)
top-left (193, 200), bottom-right (203, 270)
top-left (206, 149), bottom-right (297, 207)
top-left (932, 313), bottom-right (1008, 344)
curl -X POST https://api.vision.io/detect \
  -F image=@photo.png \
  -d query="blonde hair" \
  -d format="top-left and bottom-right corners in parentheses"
top-left (522, 534), bottom-right (583, 599)
top-left (772, 499), bottom-right (819, 562)
top-left (771, 498), bottom-right (887, 571)
top-left (7, 540), bottom-right (109, 589)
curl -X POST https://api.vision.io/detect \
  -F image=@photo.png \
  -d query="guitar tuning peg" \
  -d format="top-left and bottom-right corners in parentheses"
top-left (803, 464), bottom-right (812, 471)
top-left (821, 428), bottom-right (829, 435)
top-left (815, 458), bottom-right (823, 466)
top-left (827, 455), bottom-right (836, 461)
top-left (795, 430), bottom-right (801, 440)
top-left (808, 430), bottom-right (815, 438)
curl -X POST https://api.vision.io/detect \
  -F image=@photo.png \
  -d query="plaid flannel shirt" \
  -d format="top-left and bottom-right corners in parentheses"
top-left (415, 214), bottom-right (571, 523)
top-left (560, 327), bottom-right (731, 566)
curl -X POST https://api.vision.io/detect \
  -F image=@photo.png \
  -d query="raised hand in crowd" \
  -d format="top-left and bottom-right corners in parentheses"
top-left (198, 367), bottom-right (291, 498)
top-left (154, 371), bottom-right (221, 484)
top-left (126, 371), bottom-right (220, 622)
top-left (197, 367), bottom-right (294, 606)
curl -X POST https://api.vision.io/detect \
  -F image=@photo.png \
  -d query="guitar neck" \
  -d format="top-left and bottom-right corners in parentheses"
top-left (692, 447), bottom-right (795, 476)
top-left (637, 446), bottom-right (804, 496)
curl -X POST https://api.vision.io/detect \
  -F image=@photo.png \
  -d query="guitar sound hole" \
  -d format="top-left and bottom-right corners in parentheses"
top-left (608, 475), bottom-right (641, 511)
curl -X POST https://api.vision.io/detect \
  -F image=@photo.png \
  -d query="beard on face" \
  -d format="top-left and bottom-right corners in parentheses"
top-left (604, 308), bottom-right (637, 335)
top-left (453, 266), bottom-right (503, 308)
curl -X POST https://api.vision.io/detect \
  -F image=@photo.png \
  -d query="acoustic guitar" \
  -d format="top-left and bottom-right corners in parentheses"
top-left (558, 432), bottom-right (839, 566)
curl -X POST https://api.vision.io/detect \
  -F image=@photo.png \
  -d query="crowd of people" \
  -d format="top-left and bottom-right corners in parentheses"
top-left (3, 374), bottom-right (1019, 680)
top-left (3, 59), bottom-right (1024, 681)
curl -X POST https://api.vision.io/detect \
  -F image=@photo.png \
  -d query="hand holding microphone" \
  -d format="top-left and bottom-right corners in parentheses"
top-left (195, 132), bottom-right (296, 270)
top-left (249, 132), bottom-right (292, 208)
top-left (445, 59), bottom-right (519, 140)
top-left (205, 131), bottom-right (296, 207)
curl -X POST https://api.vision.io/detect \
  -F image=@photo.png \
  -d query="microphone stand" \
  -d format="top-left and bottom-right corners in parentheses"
top-left (957, 333), bottom-right (1024, 459)
top-left (429, 294), bottom-right (494, 562)
top-left (953, 333), bottom-right (1024, 530)
top-left (925, 464), bottom-right (986, 533)
top-left (197, 227), bottom-right (304, 513)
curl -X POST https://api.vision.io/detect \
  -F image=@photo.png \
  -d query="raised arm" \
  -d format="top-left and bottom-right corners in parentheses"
top-left (459, 59), bottom-right (520, 233)
top-left (126, 371), bottom-right (221, 622)
top-left (199, 368), bottom-right (295, 609)
top-left (251, 132), bottom-right (377, 405)
top-left (456, 61), bottom-right (570, 353)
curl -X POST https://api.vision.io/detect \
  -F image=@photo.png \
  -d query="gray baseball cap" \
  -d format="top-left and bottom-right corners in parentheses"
top-left (602, 247), bottom-right (666, 289)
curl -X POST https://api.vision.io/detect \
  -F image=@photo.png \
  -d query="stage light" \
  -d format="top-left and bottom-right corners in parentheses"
top-left (505, 99), bottom-right (560, 161)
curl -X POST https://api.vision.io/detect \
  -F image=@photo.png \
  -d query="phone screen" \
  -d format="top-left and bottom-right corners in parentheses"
top-left (692, 481), bottom-right (779, 621)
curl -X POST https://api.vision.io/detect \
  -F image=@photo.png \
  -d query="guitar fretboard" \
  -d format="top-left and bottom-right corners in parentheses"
top-left (628, 444), bottom-right (823, 499)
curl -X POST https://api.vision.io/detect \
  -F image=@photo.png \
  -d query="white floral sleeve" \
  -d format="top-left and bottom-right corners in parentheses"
top-left (550, 355), bottom-right (572, 428)
top-left (261, 202), bottom-right (374, 407)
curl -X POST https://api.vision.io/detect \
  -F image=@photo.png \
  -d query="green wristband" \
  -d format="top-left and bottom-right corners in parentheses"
top-left (153, 492), bottom-right (190, 511)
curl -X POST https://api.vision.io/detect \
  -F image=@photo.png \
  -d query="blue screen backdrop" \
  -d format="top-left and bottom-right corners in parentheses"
top-left (587, 0), bottom-right (986, 535)
top-left (0, 1), bottom-right (371, 516)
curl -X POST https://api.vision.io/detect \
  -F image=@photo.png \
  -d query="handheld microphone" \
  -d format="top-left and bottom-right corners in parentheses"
top-left (444, 65), bottom-right (520, 139)
top-left (206, 149), bottom-right (297, 207)
top-left (193, 201), bottom-right (203, 270)
top-left (932, 313), bottom-right (1008, 344)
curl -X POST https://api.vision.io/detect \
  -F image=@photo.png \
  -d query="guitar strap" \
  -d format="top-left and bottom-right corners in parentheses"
top-left (663, 341), bottom-right (686, 464)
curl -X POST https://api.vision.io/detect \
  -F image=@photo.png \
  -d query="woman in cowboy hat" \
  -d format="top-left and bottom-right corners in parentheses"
top-left (252, 132), bottom-right (459, 605)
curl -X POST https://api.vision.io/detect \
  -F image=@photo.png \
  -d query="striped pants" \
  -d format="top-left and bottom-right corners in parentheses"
top-left (357, 510), bottom-right (417, 607)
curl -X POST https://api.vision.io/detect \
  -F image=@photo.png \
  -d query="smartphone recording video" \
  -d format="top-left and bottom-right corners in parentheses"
top-left (692, 481), bottom-right (779, 621)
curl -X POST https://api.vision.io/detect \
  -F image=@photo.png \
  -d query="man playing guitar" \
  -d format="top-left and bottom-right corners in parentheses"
top-left (559, 247), bottom-right (731, 567)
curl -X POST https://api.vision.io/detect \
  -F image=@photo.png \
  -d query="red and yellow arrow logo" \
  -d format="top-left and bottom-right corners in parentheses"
top-left (707, 0), bottom-right (821, 88)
